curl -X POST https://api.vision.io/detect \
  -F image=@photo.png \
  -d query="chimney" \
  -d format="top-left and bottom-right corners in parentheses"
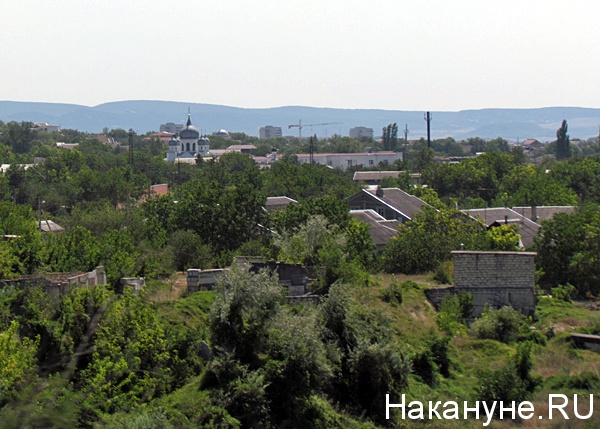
top-left (531, 204), bottom-right (538, 222)
top-left (376, 186), bottom-right (384, 197)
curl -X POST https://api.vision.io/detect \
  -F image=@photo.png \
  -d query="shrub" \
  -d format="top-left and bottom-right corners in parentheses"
top-left (348, 342), bottom-right (411, 425)
top-left (476, 342), bottom-right (540, 415)
top-left (551, 283), bottom-right (576, 303)
top-left (381, 281), bottom-right (403, 306)
top-left (433, 260), bottom-right (453, 284)
top-left (435, 292), bottom-right (473, 336)
top-left (470, 306), bottom-right (529, 344)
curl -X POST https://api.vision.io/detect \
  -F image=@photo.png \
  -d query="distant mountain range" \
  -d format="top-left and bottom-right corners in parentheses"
top-left (1, 100), bottom-right (600, 141)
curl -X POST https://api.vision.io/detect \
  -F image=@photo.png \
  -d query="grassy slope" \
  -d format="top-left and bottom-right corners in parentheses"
top-left (110, 276), bottom-right (600, 428)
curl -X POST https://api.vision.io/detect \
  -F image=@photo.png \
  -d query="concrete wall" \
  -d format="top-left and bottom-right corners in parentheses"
top-left (187, 269), bottom-right (227, 292)
top-left (68, 266), bottom-right (106, 286)
top-left (187, 261), bottom-right (311, 296)
top-left (571, 334), bottom-right (600, 353)
top-left (452, 251), bottom-right (537, 318)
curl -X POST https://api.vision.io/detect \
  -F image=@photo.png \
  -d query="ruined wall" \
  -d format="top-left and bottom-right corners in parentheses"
top-left (452, 251), bottom-right (536, 317)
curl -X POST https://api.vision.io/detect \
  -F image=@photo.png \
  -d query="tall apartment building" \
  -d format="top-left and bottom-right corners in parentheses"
top-left (259, 125), bottom-right (282, 139)
top-left (349, 126), bottom-right (373, 140)
top-left (160, 122), bottom-right (184, 134)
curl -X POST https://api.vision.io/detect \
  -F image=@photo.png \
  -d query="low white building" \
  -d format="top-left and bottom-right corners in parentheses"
top-left (295, 151), bottom-right (402, 171)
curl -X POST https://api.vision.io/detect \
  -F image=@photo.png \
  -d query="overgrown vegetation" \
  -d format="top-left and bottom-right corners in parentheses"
top-left (0, 121), bottom-right (600, 427)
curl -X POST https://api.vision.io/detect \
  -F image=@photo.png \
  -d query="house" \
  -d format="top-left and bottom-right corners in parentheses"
top-left (521, 139), bottom-right (544, 151)
top-left (347, 187), bottom-right (429, 223)
top-left (296, 151), bottom-right (402, 171)
top-left (39, 219), bottom-right (64, 233)
top-left (512, 205), bottom-right (576, 223)
top-left (349, 210), bottom-right (399, 250)
top-left (264, 196), bottom-right (298, 212)
top-left (462, 207), bottom-right (540, 248)
top-left (33, 122), bottom-right (60, 133)
top-left (352, 170), bottom-right (421, 186)
top-left (147, 131), bottom-right (174, 143)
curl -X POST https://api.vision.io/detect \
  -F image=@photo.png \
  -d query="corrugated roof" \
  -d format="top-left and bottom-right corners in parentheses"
top-left (364, 188), bottom-right (429, 221)
top-left (265, 196), bottom-right (298, 212)
top-left (39, 220), bottom-right (64, 232)
top-left (349, 209), bottom-right (398, 247)
top-left (512, 206), bottom-right (576, 222)
top-left (463, 207), bottom-right (540, 248)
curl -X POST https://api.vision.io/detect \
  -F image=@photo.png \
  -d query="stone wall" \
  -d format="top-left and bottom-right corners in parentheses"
top-left (571, 333), bottom-right (600, 353)
top-left (453, 251), bottom-right (536, 317)
top-left (423, 286), bottom-right (455, 309)
top-left (425, 251), bottom-right (537, 318)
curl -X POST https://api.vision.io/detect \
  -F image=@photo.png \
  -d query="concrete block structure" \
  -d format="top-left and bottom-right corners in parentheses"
top-left (425, 251), bottom-right (537, 318)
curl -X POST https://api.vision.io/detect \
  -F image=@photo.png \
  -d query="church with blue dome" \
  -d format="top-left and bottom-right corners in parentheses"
top-left (166, 112), bottom-right (210, 162)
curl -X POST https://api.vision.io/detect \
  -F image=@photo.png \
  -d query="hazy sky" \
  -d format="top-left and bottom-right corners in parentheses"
top-left (3, 1), bottom-right (599, 111)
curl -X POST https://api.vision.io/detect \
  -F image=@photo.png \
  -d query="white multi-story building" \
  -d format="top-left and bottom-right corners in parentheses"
top-left (349, 126), bottom-right (373, 140)
top-left (160, 122), bottom-right (184, 134)
top-left (295, 151), bottom-right (402, 171)
top-left (259, 125), bottom-right (283, 139)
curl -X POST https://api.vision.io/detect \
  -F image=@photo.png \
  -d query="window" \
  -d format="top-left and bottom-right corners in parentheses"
top-left (369, 160), bottom-right (374, 166)
top-left (377, 207), bottom-right (385, 216)
top-left (186, 142), bottom-right (190, 151)
top-left (347, 160), bottom-right (353, 167)
top-left (327, 160), bottom-right (333, 166)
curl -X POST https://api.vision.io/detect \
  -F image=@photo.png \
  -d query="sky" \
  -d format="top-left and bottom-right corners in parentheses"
top-left (2, 1), bottom-right (600, 111)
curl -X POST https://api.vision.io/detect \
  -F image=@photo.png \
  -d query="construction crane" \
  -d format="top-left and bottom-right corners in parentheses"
top-left (288, 120), bottom-right (341, 140)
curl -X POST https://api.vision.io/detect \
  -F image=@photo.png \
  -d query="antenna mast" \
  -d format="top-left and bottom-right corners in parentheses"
top-left (403, 123), bottom-right (409, 161)
top-left (424, 112), bottom-right (432, 148)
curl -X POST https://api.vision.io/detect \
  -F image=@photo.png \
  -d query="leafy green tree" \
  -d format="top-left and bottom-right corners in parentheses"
top-left (98, 230), bottom-right (140, 285)
top-left (43, 226), bottom-right (100, 273)
top-left (348, 342), bottom-right (411, 425)
top-left (536, 205), bottom-right (600, 296)
top-left (209, 266), bottom-right (286, 366)
top-left (168, 229), bottom-right (213, 271)
top-left (381, 123), bottom-right (398, 151)
top-left (1, 122), bottom-right (38, 154)
top-left (556, 119), bottom-right (571, 160)
top-left (485, 224), bottom-right (521, 251)
top-left (0, 321), bottom-right (39, 401)
top-left (382, 206), bottom-right (486, 274)
top-left (496, 164), bottom-right (577, 207)
top-left (77, 292), bottom-right (171, 421)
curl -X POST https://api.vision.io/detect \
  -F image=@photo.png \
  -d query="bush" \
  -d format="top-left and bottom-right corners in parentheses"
top-left (348, 342), bottom-right (411, 425)
top-left (476, 342), bottom-right (540, 415)
top-left (551, 283), bottom-right (576, 303)
top-left (433, 260), bottom-right (453, 284)
top-left (435, 292), bottom-right (473, 336)
top-left (546, 372), bottom-right (600, 391)
top-left (381, 282), bottom-right (403, 306)
top-left (470, 306), bottom-right (529, 344)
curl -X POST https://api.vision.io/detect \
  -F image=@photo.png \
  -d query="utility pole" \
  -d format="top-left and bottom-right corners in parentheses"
top-left (424, 112), bottom-right (432, 148)
top-left (128, 129), bottom-right (135, 171)
top-left (403, 123), bottom-right (409, 161)
top-left (309, 136), bottom-right (314, 165)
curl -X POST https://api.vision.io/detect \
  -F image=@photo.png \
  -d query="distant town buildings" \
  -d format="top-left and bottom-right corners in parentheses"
top-left (349, 126), bottom-right (373, 140)
top-left (259, 126), bottom-right (283, 139)
top-left (160, 122), bottom-right (183, 134)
